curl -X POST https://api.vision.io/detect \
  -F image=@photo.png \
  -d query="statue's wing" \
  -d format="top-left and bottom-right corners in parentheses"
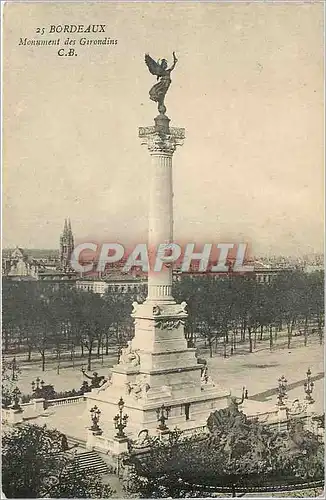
top-left (145, 54), bottom-right (163, 76)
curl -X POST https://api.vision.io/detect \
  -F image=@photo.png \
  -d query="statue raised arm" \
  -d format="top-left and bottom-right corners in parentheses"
top-left (145, 52), bottom-right (178, 115)
top-left (82, 369), bottom-right (106, 389)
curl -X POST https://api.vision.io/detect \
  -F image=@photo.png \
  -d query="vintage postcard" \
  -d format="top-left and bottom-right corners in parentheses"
top-left (1, 1), bottom-right (324, 498)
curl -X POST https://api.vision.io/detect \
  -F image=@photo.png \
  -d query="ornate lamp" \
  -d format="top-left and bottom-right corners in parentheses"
top-left (32, 376), bottom-right (41, 391)
top-left (113, 397), bottom-right (128, 439)
top-left (277, 375), bottom-right (288, 406)
top-left (304, 368), bottom-right (315, 403)
top-left (31, 377), bottom-right (44, 397)
top-left (156, 404), bottom-right (171, 431)
top-left (89, 405), bottom-right (102, 435)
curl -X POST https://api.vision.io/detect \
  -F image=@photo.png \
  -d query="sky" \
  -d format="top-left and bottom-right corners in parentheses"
top-left (3, 2), bottom-right (324, 257)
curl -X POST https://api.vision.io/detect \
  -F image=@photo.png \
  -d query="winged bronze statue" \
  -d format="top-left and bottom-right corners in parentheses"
top-left (145, 52), bottom-right (178, 115)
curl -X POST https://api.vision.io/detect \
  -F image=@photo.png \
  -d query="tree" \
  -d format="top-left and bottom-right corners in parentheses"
top-left (193, 277), bottom-right (223, 357)
top-left (2, 424), bottom-right (114, 498)
top-left (174, 275), bottom-right (200, 346)
top-left (103, 290), bottom-right (134, 361)
top-left (76, 291), bottom-right (109, 370)
top-left (2, 281), bottom-right (18, 353)
top-left (307, 271), bottom-right (324, 345)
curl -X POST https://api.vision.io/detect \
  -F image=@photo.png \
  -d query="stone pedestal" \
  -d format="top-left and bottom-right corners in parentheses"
top-left (112, 436), bottom-right (129, 455)
top-left (85, 118), bottom-right (229, 443)
top-left (8, 408), bottom-right (24, 425)
top-left (33, 398), bottom-right (45, 413)
top-left (276, 404), bottom-right (289, 432)
top-left (86, 429), bottom-right (96, 450)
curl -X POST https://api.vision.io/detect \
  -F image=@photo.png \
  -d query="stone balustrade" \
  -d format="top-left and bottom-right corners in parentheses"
top-left (20, 402), bottom-right (34, 408)
top-left (46, 396), bottom-right (85, 407)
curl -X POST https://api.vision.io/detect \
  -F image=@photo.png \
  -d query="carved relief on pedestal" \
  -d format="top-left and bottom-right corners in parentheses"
top-left (125, 375), bottom-right (150, 400)
top-left (131, 302), bottom-right (188, 321)
top-left (120, 341), bottom-right (140, 367)
top-left (156, 302), bottom-right (188, 318)
top-left (154, 318), bottom-right (185, 330)
top-left (152, 305), bottom-right (162, 316)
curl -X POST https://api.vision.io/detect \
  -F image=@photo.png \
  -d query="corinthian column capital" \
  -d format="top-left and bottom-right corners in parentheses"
top-left (139, 126), bottom-right (185, 155)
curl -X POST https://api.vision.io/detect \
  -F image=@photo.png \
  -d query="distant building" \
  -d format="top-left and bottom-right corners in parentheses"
top-left (2, 247), bottom-right (40, 280)
top-left (253, 266), bottom-right (287, 284)
top-left (59, 218), bottom-right (74, 271)
top-left (76, 276), bottom-right (147, 296)
top-left (304, 264), bottom-right (324, 274)
top-left (2, 219), bottom-right (77, 285)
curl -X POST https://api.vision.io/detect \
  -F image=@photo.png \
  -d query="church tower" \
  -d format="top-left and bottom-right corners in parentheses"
top-left (59, 218), bottom-right (74, 270)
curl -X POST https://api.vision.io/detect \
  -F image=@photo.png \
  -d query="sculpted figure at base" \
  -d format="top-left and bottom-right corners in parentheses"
top-left (152, 305), bottom-right (161, 316)
top-left (120, 341), bottom-right (140, 367)
top-left (200, 366), bottom-right (215, 387)
top-left (179, 301), bottom-right (188, 314)
top-left (201, 366), bottom-right (209, 384)
top-left (135, 429), bottom-right (150, 447)
top-left (229, 387), bottom-right (245, 413)
top-left (81, 368), bottom-right (106, 389)
top-left (125, 375), bottom-right (150, 400)
top-left (288, 398), bottom-right (308, 415)
top-left (98, 375), bottom-right (112, 392)
top-left (145, 52), bottom-right (178, 115)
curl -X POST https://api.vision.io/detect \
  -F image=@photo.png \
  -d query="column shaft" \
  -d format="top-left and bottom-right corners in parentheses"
top-left (147, 152), bottom-right (173, 301)
top-left (139, 124), bottom-right (185, 302)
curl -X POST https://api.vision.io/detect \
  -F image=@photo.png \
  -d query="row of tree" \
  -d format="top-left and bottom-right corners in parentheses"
top-left (175, 270), bottom-right (324, 356)
top-left (2, 281), bottom-right (141, 371)
top-left (2, 269), bottom-right (324, 370)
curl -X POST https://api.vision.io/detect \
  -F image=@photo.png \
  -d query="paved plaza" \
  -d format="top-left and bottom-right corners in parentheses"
top-left (208, 342), bottom-right (324, 412)
top-left (10, 341), bottom-right (324, 441)
top-left (14, 340), bottom-right (323, 400)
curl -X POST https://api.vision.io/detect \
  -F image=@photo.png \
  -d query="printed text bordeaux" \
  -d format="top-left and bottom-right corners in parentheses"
top-left (36, 24), bottom-right (106, 35)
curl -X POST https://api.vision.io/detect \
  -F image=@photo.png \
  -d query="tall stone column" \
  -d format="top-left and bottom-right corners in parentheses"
top-left (84, 115), bottom-right (229, 441)
top-left (139, 116), bottom-right (185, 302)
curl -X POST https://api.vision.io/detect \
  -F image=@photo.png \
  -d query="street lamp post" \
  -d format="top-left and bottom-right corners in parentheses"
top-left (56, 347), bottom-right (61, 375)
top-left (113, 397), bottom-right (128, 439)
top-left (11, 357), bottom-right (18, 381)
top-left (304, 368), bottom-right (315, 403)
top-left (89, 405), bottom-right (102, 435)
top-left (277, 375), bottom-right (288, 406)
top-left (156, 404), bottom-right (171, 431)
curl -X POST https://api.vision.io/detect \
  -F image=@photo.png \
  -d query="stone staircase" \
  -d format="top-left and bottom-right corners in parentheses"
top-left (74, 450), bottom-right (111, 475)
